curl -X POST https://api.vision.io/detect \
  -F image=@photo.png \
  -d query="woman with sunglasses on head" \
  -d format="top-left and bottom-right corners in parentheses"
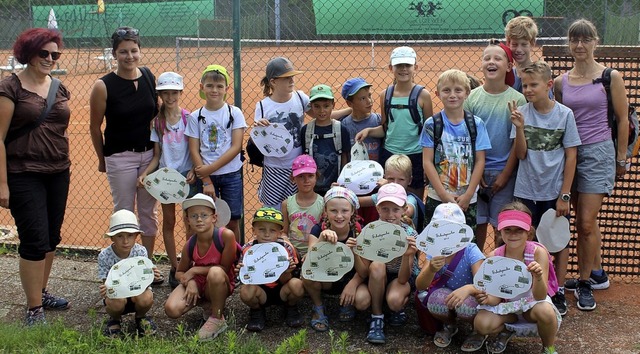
top-left (0, 28), bottom-right (71, 326)
top-left (553, 19), bottom-right (629, 312)
top-left (90, 27), bottom-right (162, 280)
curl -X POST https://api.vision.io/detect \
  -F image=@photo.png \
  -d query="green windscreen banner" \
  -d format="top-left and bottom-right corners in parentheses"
top-left (313, 0), bottom-right (543, 35)
top-left (33, 1), bottom-right (214, 39)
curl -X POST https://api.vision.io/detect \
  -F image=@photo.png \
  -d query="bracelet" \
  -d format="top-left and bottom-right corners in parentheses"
top-left (616, 160), bottom-right (627, 167)
top-left (203, 182), bottom-right (211, 186)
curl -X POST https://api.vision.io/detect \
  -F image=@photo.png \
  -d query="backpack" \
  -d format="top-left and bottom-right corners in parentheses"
top-left (383, 84), bottom-right (425, 135)
top-left (432, 110), bottom-right (477, 167)
top-left (598, 67), bottom-right (640, 158)
top-left (197, 103), bottom-right (234, 129)
top-left (494, 241), bottom-right (559, 297)
top-left (153, 108), bottom-right (189, 145)
top-left (303, 119), bottom-right (343, 157)
top-left (247, 90), bottom-right (306, 167)
top-left (186, 226), bottom-right (242, 267)
top-left (139, 66), bottom-right (159, 117)
top-left (407, 191), bottom-right (426, 233)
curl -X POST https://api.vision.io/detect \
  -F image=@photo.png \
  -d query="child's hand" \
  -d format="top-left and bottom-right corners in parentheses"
top-left (527, 261), bottom-right (544, 281)
top-left (428, 255), bottom-right (446, 272)
top-left (152, 267), bottom-right (162, 281)
top-left (202, 182), bottom-right (215, 198)
top-left (340, 280), bottom-right (358, 306)
top-left (99, 284), bottom-right (107, 299)
top-left (180, 270), bottom-right (194, 287)
top-left (234, 262), bottom-right (243, 276)
top-left (355, 128), bottom-right (369, 142)
top-left (195, 165), bottom-right (214, 180)
top-left (474, 290), bottom-right (490, 305)
top-left (442, 193), bottom-right (456, 204)
top-left (376, 178), bottom-right (388, 187)
top-left (404, 236), bottom-right (417, 256)
top-left (345, 237), bottom-right (357, 249)
top-left (445, 287), bottom-right (469, 309)
top-left (255, 119), bottom-right (270, 127)
top-left (137, 174), bottom-right (148, 188)
top-left (455, 192), bottom-right (472, 211)
top-left (319, 230), bottom-right (338, 244)
top-left (288, 256), bottom-right (297, 269)
top-left (186, 169), bottom-right (196, 184)
top-left (509, 100), bottom-right (524, 128)
top-left (183, 280), bottom-right (200, 307)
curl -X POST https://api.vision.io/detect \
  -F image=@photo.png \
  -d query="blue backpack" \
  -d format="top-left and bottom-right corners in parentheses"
top-left (407, 191), bottom-right (426, 233)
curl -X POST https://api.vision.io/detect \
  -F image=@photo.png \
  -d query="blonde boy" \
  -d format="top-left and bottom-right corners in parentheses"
top-left (464, 42), bottom-right (526, 250)
top-left (421, 70), bottom-right (491, 231)
top-left (510, 61), bottom-right (581, 316)
top-left (185, 65), bottom-right (247, 241)
top-left (505, 16), bottom-right (540, 93)
top-left (98, 209), bottom-right (160, 338)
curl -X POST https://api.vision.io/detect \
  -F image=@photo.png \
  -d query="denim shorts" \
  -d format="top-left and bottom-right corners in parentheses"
top-left (575, 140), bottom-right (615, 195)
top-left (207, 169), bottom-right (243, 220)
top-left (477, 170), bottom-right (515, 226)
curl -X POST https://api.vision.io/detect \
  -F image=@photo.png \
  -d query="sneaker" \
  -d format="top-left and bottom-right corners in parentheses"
top-left (366, 317), bottom-right (386, 344)
top-left (103, 318), bottom-right (122, 338)
top-left (387, 310), bottom-right (407, 327)
top-left (25, 306), bottom-right (46, 326)
top-left (41, 290), bottom-right (70, 310)
top-left (565, 270), bottom-right (610, 291)
top-left (551, 291), bottom-right (567, 316)
top-left (247, 308), bottom-right (266, 332)
top-left (285, 305), bottom-right (304, 328)
top-left (574, 280), bottom-right (596, 311)
top-left (198, 316), bottom-right (228, 341)
top-left (168, 268), bottom-right (180, 289)
top-left (135, 316), bottom-right (157, 337)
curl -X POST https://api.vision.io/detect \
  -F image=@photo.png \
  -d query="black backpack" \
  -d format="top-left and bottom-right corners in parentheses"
top-left (383, 84), bottom-right (425, 135)
top-left (432, 110), bottom-right (477, 168)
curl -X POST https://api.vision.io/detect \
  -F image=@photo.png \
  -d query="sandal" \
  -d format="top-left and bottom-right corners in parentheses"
top-left (338, 305), bottom-right (355, 322)
top-left (103, 318), bottom-right (122, 338)
top-left (310, 305), bottom-right (329, 332)
top-left (434, 324), bottom-right (458, 348)
top-left (486, 330), bottom-right (515, 354)
top-left (460, 331), bottom-right (488, 352)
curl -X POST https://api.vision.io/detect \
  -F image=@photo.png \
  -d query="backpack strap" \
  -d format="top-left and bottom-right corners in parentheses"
top-left (305, 120), bottom-right (343, 161)
top-left (383, 85), bottom-right (395, 129)
top-left (304, 120), bottom-right (316, 156)
top-left (463, 110), bottom-right (477, 169)
top-left (295, 90), bottom-right (305, 111)
top-left (5, 78), bottom-right (61, 145)
top-left (599, 68), bottom-right (616, 133)
top-left (139, 66), bottom-right (158, 117)
top-left (383, 84), bottom-right (424, 135)
top-left (493, 244), bottom-right (506, 257)
top-left (428, 249), bottom-right (464, 291)
top-left (187, 227), bottom-right (221, 261)
top-left (226, 103), bottom-right (234, 129)
top-left (331, 119), bottom-right (343, 154)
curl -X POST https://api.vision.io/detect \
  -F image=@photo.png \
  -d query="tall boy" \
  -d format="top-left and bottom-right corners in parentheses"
top-left (340, 77), bottom-right (382, 161)
top-left (98, 209), bottom-right (159, 338)
top-left (300, 84), bottom-right (351, 196)
top-left (421, 69), bottom-right (491, 230)
top-left (186, 65), bottom-right (247, 242)
top-left (238, 207), bottom-right (304, 332)
top-left (504, 16), bottom-right (540, 93)
top-left (510, 61), bottom-right (581, 315)
top-left (464, 41), bottom-right (526, 250)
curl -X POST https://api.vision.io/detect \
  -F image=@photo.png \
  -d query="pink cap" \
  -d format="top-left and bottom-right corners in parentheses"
top-left (376, 183), bottom-right (407, 207)
top-left (292, 154), bottom-right (317, 177)
top-left (497, 210), bottom-right (532, 231)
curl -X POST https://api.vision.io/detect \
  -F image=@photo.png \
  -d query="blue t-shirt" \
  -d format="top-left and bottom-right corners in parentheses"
top-left (300, 122), bottom-right (351, 196)
top-left (432, 243), bottom-right (485, 291)
top-left (341, 113), bottom-right (382, 161)
top-left (420, 110), bottom-right (491, 201)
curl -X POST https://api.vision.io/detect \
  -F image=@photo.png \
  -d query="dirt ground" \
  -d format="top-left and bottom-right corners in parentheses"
top-left (1, 254), bottom-right (639, 354)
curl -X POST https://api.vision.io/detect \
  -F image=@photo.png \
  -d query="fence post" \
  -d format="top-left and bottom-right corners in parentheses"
top-left (232, 0), bottom-right (244, 244)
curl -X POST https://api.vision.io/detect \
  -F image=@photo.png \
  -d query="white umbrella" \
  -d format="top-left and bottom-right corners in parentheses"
top-left (47, 8), bottom-right (58, 29)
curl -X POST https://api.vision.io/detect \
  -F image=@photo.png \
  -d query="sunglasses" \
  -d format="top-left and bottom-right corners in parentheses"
top-left (115, 28), bottom-right (140, 38)
top-left (255, 210), bottom-right (283, 221)
top-left (38, 49), bottom-right (61, 61)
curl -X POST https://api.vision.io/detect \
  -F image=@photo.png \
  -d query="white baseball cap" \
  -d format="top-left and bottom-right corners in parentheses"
top-left (431, 203), bottom-right (466, 224)
top-left (390, 46), bottom-right (417, 66)
top-left (182, 193), bottom-right (216, 212)
top-left (156, 72), bottom-right (184, 91)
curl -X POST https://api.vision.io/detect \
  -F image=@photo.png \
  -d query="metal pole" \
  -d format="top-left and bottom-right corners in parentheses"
top-left (232, 0), bottom-right (245, 244)
top-left (275, 0), bottom-right (280, 45)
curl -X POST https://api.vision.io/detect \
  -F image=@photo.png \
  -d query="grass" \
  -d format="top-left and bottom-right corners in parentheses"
top-left (0, 316), bottom-right (368, 354)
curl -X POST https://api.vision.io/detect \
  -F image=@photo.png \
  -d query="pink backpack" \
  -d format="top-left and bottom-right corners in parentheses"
top-left (494, 241), bottom-right (558, 297)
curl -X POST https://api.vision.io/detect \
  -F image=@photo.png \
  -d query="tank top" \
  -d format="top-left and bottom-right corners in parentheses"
top-left (286, 194), bottom-right (324, 256)
top-left (561, 73), bottom-right (610, 145)
top-left (385, 96), bottom-right (424, 154)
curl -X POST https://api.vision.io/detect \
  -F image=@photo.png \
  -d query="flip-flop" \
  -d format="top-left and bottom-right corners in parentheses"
top-left (433, 324), bottom-right (458, 348)
top-left (460, 331), bottom-right (488, 352)
top-left (310, 305), bottom-right (329, 332)
top-left (486, 330), bottom-right (515, 354)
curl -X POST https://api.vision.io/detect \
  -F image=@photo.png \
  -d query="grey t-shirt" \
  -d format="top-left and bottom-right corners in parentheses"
top-left (510, 102), bottom-right (581, 200)
top-left (97, 243), bottom-right (148, 280)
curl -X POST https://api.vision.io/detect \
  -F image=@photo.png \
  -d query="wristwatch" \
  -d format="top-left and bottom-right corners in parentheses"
top-left (560, 193), bottom-right (571, 202)
top-left (617, 159), bottom-right (627, 167)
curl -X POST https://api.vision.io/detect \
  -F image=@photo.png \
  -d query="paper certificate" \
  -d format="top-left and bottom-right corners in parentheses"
top-left (143, 168), bottom-right (190, 204)
top-left (105, 256), bottom-right (155, 299)
top-left (416, 220), bottom-right (473, 258)
top-left (302, 241), bottom-right (354, 281)
top-left (473, 256), bottom-right (533, 300)
top-left (354, 220), bottom-right (408, 263)
top-left (249, 124), bottom-right (294, 157)
top-left (239, 242), bottom-right (290, 285)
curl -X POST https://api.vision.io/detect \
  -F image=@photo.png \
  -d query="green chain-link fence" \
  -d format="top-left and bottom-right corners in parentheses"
top-left (0, 0), bottom-right (638, 280)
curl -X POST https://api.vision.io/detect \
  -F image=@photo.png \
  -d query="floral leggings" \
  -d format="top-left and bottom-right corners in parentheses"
top-left (427, 287), bottom-right (478, 321)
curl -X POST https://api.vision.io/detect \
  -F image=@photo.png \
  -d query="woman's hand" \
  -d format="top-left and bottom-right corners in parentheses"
top-left (98, 159), bottom-right (106, 173)
top-left (0, 183), bottom-right (9, 208)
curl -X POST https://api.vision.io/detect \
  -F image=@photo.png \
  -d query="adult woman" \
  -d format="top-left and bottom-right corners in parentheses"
top-left (90, 27), bottom-right (160, 276)
top-left (553, 19), bottom-right (628, 311)
top-left (0, 28), bottom-right (71, 325)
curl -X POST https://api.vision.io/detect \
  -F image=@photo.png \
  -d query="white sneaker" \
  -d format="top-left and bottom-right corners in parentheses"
top-left (198, 316), bottom-right (227, 341)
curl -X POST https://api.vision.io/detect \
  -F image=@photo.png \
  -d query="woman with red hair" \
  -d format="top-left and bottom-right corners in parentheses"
top-left (0, 28), bottom-right (72, 325)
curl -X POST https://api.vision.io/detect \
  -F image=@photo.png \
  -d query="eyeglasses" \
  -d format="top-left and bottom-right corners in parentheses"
top-left (255, 209), bottom-right (283, 221)
top-left (569, 38), bottom-right (594, 45)
top-left (188, 213), bottom-right (213, 220)
top-left (38, 49), bottom-right (61, 61)
top-left (115, 28), bottom-right (139, 38)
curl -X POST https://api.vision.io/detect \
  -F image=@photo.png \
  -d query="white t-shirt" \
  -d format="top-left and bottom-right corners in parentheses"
top-left (185, 103), bottom-right (247, 175)
top-left (150, 111), bottom-right (192, 173)
top-left (253, 91), bottom-right (310, 168)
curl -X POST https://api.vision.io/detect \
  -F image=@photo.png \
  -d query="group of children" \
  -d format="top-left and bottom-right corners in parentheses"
top-left (95, 15), bottom-right (575, 354)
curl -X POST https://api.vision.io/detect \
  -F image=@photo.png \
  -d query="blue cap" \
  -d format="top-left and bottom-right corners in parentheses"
top-left (341, 77), bottom-right (372, 100)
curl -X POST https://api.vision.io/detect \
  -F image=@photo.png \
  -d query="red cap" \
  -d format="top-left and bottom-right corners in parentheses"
top-left (496, 42), bottom-right (516, 87)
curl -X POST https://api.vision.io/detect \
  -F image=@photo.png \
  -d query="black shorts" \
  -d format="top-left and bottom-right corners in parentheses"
top-left (261, 283), bottom-right (284, 307)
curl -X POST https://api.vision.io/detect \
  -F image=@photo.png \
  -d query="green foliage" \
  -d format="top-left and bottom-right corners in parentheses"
top-left (274, 329), bottom-right (308, 354)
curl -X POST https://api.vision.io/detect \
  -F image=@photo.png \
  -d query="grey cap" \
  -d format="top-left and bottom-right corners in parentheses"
top-left (266, 57), bottom-right (303, 80)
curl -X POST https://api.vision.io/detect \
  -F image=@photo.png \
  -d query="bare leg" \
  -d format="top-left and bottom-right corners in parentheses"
top-left (475, 223), bottom-right (488, 253)
top-left (575, 193), bottom-right (606, 280)
top-left (20, 258), bottom-right (45, 308)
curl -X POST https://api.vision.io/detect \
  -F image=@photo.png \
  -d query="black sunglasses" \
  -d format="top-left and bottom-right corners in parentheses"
top-left (38, 49), bottom-right (61, 61)
top-left (115, 28), bottom-right (139, 38)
